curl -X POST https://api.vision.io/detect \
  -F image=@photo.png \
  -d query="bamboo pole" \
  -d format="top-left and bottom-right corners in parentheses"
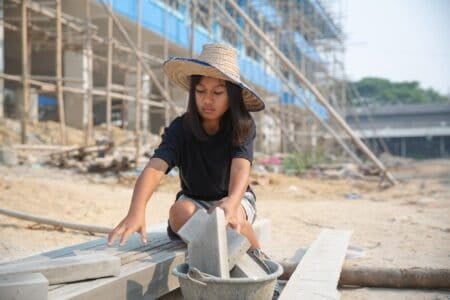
top-left (20, 0), bottom-right (29, 144)
top-left (99, 1), bottom-right (179, 116)
top-left (55, 0), bottom-right (66, 145)
top-left (106, 0), bottom-right (113, 139)
top-left (223, 0), bottom-right (395, 185)
top-left (163, 13), bottom-right (170, 126)
top-left (213, 0), bottom-right (363, 165)
top-left (135, 0), bottom-right (142, 166)
top-left (189, 0), bottom-right (196, 57)
top-left (10, 0), bottom-right (164, 65)
top-left (279, 261), bottom-right (450, 289)
top-left (0, 73), bottom-right (165, 108)
top-left (0, 207), bottom-right (112, 234)
top-left (84, 0), bottom-right (93, 146)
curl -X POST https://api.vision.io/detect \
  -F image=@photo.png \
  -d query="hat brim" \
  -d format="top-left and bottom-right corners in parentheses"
top-left (163, 57), bottom-right (265, 112)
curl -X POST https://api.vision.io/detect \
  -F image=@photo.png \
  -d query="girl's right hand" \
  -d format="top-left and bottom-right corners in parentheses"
top-left (107, 211), bottom-right (147, 246)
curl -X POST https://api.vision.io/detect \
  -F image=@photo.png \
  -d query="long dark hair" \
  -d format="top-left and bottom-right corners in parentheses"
top-left (184, 75), bottom-right (253, 145)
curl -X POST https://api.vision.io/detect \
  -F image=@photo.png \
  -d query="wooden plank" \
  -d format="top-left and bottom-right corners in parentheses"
top-left (279, 229), bottom-right (352, 300)
top-left (0, 273), bottom-right (48, 300)
top-left (0, 253), bottom-right (120, 284)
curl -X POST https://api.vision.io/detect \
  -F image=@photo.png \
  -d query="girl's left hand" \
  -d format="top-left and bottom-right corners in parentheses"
top-left (209, 197), bottom-right (243, 232)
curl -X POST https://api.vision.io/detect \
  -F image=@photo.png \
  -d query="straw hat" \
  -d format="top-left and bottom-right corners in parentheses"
top-left (163, 43), bottom-right (265, 112)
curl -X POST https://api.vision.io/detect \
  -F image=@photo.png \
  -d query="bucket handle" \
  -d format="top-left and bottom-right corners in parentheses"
top-left (187, 268), bottom-right (216, 287)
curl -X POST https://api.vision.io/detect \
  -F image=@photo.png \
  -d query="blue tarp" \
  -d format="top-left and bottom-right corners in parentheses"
top-left (39, 95), bottom-right (57, 106)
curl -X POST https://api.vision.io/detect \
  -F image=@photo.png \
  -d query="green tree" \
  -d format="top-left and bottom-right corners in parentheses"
top-left (348, 77), bottom-right (448, 106)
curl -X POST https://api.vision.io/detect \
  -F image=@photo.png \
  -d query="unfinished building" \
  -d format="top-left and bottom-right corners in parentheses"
top-left (1, 0), bottom-right (345, 155)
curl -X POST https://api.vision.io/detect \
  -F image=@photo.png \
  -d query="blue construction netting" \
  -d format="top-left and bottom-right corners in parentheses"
top-left (98, 0), bottom-right (327, 120)
top-left (243, 0), bottom-right (282, 26)
top-left (281, 87), bottom-right (328, 119)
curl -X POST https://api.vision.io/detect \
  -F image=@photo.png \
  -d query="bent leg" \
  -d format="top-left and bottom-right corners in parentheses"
top-left (168, 199), bottom-right (198, 233)
top-left (169, 197), bottom-right (262, 249)
top-left (237, 205), bottom-right (261, 249)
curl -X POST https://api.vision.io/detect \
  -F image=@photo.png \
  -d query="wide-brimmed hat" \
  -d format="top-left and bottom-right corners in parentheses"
top-left (163, 43), bottom-right (265, 112)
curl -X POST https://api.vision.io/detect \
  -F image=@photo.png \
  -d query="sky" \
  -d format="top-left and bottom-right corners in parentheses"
top-left (343, 0), bottom-right (450, 95)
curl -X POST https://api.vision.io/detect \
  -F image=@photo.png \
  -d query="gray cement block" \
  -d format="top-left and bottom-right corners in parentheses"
top-left (226, 227), bottom-right (251, 269)
top-left (186, 208), bottom-right (229, 278)
top-left (177, 208), bottom-right (209, 244)
top-left (178, 209), bottom-right (250, 270)
top-left (0, 253), bottom-right (120, 284)
top-left (0, 272), bottom-right (48, 300)
top-left (230, 254), bottom-right (268, 279)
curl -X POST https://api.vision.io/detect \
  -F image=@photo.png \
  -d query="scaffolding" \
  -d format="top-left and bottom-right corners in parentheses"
top-left (0, 0), bottom-right (395, 184)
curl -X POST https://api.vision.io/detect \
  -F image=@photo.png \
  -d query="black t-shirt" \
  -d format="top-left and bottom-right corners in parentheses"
top-left (152, 114), bottom-right (255, 201)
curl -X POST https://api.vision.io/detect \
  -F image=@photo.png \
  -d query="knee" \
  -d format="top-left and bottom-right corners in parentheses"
top-left (169, 200), bottom-right (198, 232)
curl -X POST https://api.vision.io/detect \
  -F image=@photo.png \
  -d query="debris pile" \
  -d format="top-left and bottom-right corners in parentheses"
top-left (0, 118), bottom-right (161, 175)
top-left (253, 153), bottom-right (381, 181)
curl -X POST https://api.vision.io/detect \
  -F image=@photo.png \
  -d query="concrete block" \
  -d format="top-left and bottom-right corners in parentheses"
top-left (0, 272), bottom-right (48, 300)
top-left (0, 253), bottom-right (120, 284)
top-left (230, 254), bottom-right (268, 279)
top-left (226, 228), bottom-right (251, 269)
top-left (187, 208), bottom-right (229, 278)
top-left (177, 209), bottom-right (209, 244)
top-left (0, 147), bottom-right (18, 166)
top-left (178, 209), bottom-right (251, 270)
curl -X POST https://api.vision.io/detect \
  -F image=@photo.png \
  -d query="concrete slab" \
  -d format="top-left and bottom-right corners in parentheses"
top-left (177, 208), bottom-right (209, 244)
top-left (178, 209), bottom-right (251, 269)
top-left (230, 254), bottom-right (268, 279)
top-left (186, 208), bottom-right (229, 278)
top-left (0, 253), bottom-right (120, 284)
top-left (0, 272), bottom-right (48, 300)
top-left (279, 229), bottom-right (352, 300)
top-left (226, 227), bottom-right (251, 269)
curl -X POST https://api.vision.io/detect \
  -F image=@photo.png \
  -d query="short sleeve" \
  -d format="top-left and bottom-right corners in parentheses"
top-left (151, 117), bottom-right (183, 172)
top-left (231, 120), bottom-right (256, 162)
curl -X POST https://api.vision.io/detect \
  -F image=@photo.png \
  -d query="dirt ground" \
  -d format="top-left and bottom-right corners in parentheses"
top-left (0, 158), bottom-right (449, 299)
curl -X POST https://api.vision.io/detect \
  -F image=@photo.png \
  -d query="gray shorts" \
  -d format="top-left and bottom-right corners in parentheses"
top-left (177, 192), bottom-right (257, 224)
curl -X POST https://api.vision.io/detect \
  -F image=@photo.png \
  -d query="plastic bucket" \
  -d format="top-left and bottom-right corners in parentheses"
top-left (172, 260), bottom-right (283, 300)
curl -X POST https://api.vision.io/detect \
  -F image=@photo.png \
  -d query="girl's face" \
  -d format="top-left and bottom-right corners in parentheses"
top-left (195, 76), bottom-right (229, 123)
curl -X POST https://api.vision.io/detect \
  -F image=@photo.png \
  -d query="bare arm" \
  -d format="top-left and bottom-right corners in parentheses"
top-left (213, 158), bottom-right (251, 231)
top-left (227, 157), bottom-right (251, 207)
top-left (107, 157), bottom-right (168, 246)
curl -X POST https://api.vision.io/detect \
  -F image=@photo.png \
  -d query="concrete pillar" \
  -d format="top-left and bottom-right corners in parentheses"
top-left (400, 137), bottom-right (406, 157)
top-left (439, 136), bottom-right (445, 158)
top-left (63, 50), bottom-right (90, 129)
top-left (16, 88), bottom-right (38, 122)
top-left (125, 73), bottom-right (149, 131)
top-left (0, 0), bottom-right (4, 119)
top-left (141, 74), bottom-right (150, 134)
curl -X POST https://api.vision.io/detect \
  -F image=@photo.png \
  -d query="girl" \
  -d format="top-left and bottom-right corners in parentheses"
top-left (107, 43), bottom-right (266, 254)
